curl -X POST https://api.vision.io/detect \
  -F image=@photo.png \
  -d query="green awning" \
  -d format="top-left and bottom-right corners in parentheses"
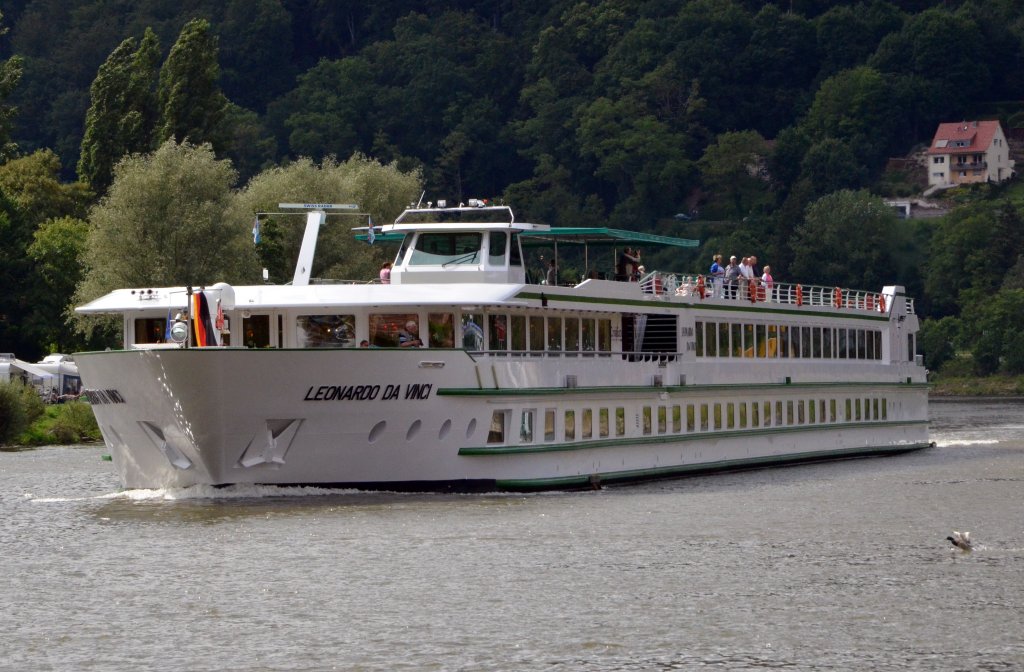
top-left (519, 227), bottom-right (698, 248)
top-left (355, 227), bottom-right (699, 248)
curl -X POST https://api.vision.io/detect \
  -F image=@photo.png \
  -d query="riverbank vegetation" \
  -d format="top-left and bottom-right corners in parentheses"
top-left (0, 380), bottom-right (100, 447)
top-left (0, 2), bottom-right (1023, 386)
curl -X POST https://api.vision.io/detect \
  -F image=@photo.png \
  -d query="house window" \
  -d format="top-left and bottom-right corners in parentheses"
top-left (933, 156), bottom-right (944, 164)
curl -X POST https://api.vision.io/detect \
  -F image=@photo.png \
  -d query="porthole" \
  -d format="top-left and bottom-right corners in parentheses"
top-left (466, 418), bottom-right (477, 439)
top-left (406, 419), bottom-right (422, 441)
top-left (369, 420), bottom-right (386, 443)
top-left (439, 419), bottom-right (452, 440)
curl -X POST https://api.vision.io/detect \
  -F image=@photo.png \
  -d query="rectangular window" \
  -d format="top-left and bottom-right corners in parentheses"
top-left (565, 409), bottom-right (576, 440)
top-left (776, 401), bottom-right (784, 426)
top-left (520, 409), bottom-right (535, 443)
top-left (695, 321), bottom-right (704, 357)
top-left (731, 323), bottom-right (742, 357)
top-left (461, 313), bottom-right (484, 349)
top-left (529, 316), bottom-right (544, 353)
top-left (823, 328), bottom-right (833, 359)
top-left (787, 400), bottom-right (795, 425)
top-left (544, 408), bottom-right (556, 441)
top-left (767, 325), bottom-right (779, 358)
top-left (857, 329), bottom-right (867, 359)
top-left (565, 317), bottom-right (580, 353)
top-left (242, 314), bottom-right (271, 348)
top-left (488, 231), bottom-right (507, 266)
top-left (700, 404), bottom-right (709, 431)
top-left (755, 324), bottom-right (766, 358)
top-left (798, 400), bottom-right (805, 424)
top-left (812, 327), bottom-right (821, 359)
top-left (599, 408), bottom-right (609, 437)
top-left (726, 403), bottom-right (735, 429)
top-left (687, 404), bottom-right (695, 432)
top-left (616, 407), bottom-right (625, 436)
top-left (855, 398), bottom-right (862, 421)
top-left (809, 398), bottom-right (816, 423)
top-left (801, 327), bottom-right (811, 358)
top-left (369, 313), bottom-right (421, 348)
top-left (752, 401), bottom-right (760, 427)
top-left (298, 314), bottom-right (356, 348)
top-left (830, 399), bottom-right (837, 422)
top-left (763, 400), bottom-right (771, 427)
top-left (511, 315), bottom-right (526, 352)
top-left (820, 399), bottom-right (826, 424)
top-left (598, 319), bottom-right (612, 353)
top-left (411, 232), bottom-right (481, 265)
top-left (719, 323), bottom-right (731, 358)
top-left (874, 331), bottom-right (882, 360)
top-left (714, 403), bottom-right (722, 430)
top-left (488, 314), bottom-right (508, 351)
top-left (739, 402), bottom-right (747, 429)
top-left (791, 326), bottom-right (801, 359)
top-left (881, 398), bottom-right (888, 420)
top-left (845, 398), bottom-right (852, 421)
top-left (487, 410), bottom-right (508, 444)
top-left (838, 329), bottom-right (847, 359)
top-left (134, 317), bottom-right (169, 345)
top-left (658, 406), bottom-right (667, 434)
top-left (427, 313), bottom-right (455, 348)
top-left (643, 407), bottom-right (652, 435)
top-left (705, 322), bottom-right (717, 356)
top-left (743, 324), bottom-right (754, 357)
top-left (581, 318), bottom-right (596, 352)
top-left (582, 408), bottom-right (593, 439)
top-left (672, 405), bottom-right (682, 433)
top-left (873, 398), bottom-right (880, 420)
top-left (547, 317), bottom-right (562, 351)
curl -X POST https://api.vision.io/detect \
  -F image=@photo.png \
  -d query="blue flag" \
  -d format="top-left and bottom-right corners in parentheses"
top-left (367, 216), bottom-right (375, 245)
top-left (252, 217), bottom-right (262, 245)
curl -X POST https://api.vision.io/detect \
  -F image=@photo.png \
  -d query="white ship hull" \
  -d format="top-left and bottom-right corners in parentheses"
top-left (77, 347), bottom-right (929, 491)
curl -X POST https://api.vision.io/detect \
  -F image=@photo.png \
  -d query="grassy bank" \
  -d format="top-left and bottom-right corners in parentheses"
top-left (1, 380), bottom-right (101, 448)
top-left (928, 353), bottom-right (1024, 397)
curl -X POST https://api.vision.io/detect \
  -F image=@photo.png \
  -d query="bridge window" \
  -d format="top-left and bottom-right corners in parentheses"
top-left (428, 313), bottom-right (455, 347)
top-left (488, 232), bottom-right (507, 266)
top-left (461, 313), bottom-right (484, 349)
top-left (410, 232), bottom-right (481, 265)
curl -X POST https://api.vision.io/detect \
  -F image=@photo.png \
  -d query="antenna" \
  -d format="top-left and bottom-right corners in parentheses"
top-left (416, 191), bottom-right (425, 208)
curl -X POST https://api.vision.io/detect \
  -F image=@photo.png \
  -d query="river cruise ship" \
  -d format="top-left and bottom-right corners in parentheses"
top-left (74, 202), bottom-right (929, 491)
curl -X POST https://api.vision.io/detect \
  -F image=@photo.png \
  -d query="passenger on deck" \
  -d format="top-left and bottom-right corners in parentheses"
top-left (545, 259), bottom-right (558, 286)
top-left (616, 247), bottom-right (640, 281)
top-left (379, 262), bottom-right (392, 284)
top-left (399, 321), bottom-right (422, 347)
top-left (709, 254), bottom-right (724, 297)
top-left (761, 265), bottom-right (774, 302)
top-left (725, 256), bottom-right (740, 298)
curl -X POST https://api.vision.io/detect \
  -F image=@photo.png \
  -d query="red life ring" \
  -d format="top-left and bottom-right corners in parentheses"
top-left (866, 294), bottom-right (874, 311)
top-left (833, 287), bottom-right (842, 308)
top-left (878, 294), bottom-right (886, 312)
top-left (696, 274), bottom-right (706, 299)
top-left (795, 284), bottom-right (803, 306)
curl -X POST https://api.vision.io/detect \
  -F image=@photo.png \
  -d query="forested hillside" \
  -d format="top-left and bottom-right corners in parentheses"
top-left (0, 0), bottom-right (1023, 377)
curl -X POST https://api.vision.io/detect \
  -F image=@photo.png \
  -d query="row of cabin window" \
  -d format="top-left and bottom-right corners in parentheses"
top-left (134, 312), bottom-right (615, 350)
top-left (694, 321), bottom-right (883, 360)
top-left (488, 396), bottom-right (890, 444)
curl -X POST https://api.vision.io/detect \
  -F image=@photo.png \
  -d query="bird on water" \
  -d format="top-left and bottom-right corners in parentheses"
top-left (947, 530), bottom-right (972, 552)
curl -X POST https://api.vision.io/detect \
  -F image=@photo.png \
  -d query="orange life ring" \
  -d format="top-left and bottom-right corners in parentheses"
top-left (795, 284), bottom-right (803, 306)
top-left (877, 294), bottom-right (886, 312)
top-left (696, 274), bottom-right (706, 299)
top-left (748, 279), bottom-right (757, 303)
top-left (866, 294), bottom-right (874, 311)
top-left (833, 287), bottom-right (842, 308)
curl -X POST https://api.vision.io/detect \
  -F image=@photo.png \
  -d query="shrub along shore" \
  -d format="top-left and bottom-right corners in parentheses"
top-left (0, 381), bottom-right (100, 448)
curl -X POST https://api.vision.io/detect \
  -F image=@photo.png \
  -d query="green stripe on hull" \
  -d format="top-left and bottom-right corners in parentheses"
top-left (439, 381), bottom-right (930, 397)
top-left (459, 420), bottom-right (929, 456)
top-left (494, 441), bottom-right (933, 490)
top-left (514, 291), bottom-right (892, 321)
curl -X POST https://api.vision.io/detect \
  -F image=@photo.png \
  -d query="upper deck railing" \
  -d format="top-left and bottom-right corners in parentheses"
top-left (631, 271), bottom-right (915, 315)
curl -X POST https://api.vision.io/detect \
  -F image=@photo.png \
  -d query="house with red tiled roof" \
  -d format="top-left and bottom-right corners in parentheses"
top-left (927, 120), bottom-right (1015, 189)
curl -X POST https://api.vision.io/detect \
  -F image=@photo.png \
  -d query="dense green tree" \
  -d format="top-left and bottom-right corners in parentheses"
top-left (26, 216), bottom-right (90, 352)
top-left (74, 140), bottom-right (242, 323)
top-left (918, 315), bottom-right (960, 371)
top-left (0, 149), bottom-right (91, 222)
top-left (0, 11), bottom-right (23, 161)
top-left (790, 189), bottom-right (906, 290)
top-left (698, 130), bottom-right (771, 219)
top-left (78, 29), bottom-right (161, 193)
top-left (156, 18), bottom-right (229, 149)
top-left (227, 154), bottom-right (422, 284)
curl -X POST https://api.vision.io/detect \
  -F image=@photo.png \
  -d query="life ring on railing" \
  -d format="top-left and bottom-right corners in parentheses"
top-left (795, 284), bottom-right (803, 306)
top-left (866, 294), bottom-right (874, 311)
top-left (878, 294), bottom-right (886, 312)
top-left (696, 274), bottom-right (706, 299)
top-left (748, 279), bottom-right (757, 303)
top-left (833, 287), bottom-right (842, 308)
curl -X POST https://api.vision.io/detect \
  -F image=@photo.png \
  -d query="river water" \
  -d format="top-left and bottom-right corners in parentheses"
top-left (2, 399), bottom-right (1022, 671)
